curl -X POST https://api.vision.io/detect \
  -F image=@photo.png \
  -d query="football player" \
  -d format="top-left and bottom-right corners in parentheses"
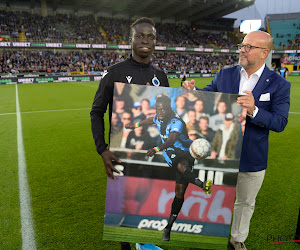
top-left (126, 95), bottom-right (212, 241)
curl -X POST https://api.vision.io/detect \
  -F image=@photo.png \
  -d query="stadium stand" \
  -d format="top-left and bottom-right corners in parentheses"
top-left (0, 10), bottom-right (105, 43)
top-left (0, 8), bottom-right (241, 76)
top-left (0, 50), bottom-right (238, 74)
top-left (0, 10), bottom-right (236, 48)
top-left (1, 9), bottom-right (299, 77)
top-left (152, 53), bottom-right (238, 72)
top-left (267, 12), bottom-right (300, 49)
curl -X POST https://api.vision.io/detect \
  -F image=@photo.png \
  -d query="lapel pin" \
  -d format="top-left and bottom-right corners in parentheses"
top-left (266, 79), bottom-right (269, 82)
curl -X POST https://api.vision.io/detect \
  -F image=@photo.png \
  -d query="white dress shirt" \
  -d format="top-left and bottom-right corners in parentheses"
top-left (239, 64), bottom-right (265, 118)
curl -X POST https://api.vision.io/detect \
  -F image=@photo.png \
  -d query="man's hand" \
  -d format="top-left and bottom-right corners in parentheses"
top-left (182, 79), bottom-right (195, 90)
top-left (146, 148), bottom-right (156, 157)
top-left (237, 90), bottom-right (255, 115)
top-left (125, 123), bottom-right (135, 129)
top-left (101, 150), bottom-right (121, 180)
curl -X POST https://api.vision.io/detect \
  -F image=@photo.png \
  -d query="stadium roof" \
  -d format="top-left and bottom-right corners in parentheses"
top-left (8, 0), bottom-right (255, 24)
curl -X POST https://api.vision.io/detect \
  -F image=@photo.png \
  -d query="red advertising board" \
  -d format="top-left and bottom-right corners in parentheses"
top-left (121, 176), bottom-right (235, 225)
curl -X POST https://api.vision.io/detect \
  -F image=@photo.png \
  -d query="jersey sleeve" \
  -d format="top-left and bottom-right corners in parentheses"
top-left (162, 72), bottom-right (170, 87)
top-left (154, 68), bottom-right (169, 87)
top-left (90, 69), bottom-right (115, 155)
top-left (169, 119), bottom-right (183, 133)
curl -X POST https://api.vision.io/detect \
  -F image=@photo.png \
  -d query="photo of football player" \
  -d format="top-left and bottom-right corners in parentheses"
top-left (126, 95), bottom-right (212, 242)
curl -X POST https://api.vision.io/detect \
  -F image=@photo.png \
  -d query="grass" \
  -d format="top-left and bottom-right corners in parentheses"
top-left (103, 225), bottom-right (227, 249)
top-left (0, 76), bottom-right (299, 249)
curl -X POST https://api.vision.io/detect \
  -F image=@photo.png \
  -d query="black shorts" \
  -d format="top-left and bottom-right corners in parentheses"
top-left (165, 149), bottom-right (195, 185)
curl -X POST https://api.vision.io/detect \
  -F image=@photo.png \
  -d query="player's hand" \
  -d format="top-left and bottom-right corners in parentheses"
top-left (210, 151), bottom-right (218, 159)
top-left (237, 90), bottom-right (255, 115)
top-left (146, 148), bottom-right (156, 157)
top-left (101, 150), bottom-right (121, 180)
top-left (125, 123), bottom-right (135, 129)
top-left (182, 79), bottom-right (195, 90)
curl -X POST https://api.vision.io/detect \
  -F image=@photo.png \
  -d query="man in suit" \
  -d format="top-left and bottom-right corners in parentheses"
top-left (183, 31), bottom-right (291, 250)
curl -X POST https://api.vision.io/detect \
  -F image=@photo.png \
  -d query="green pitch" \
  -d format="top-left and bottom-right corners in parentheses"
top-left (103, 225), bottom-right (227, 249)
top-left (0, 77), bottom-right (299, 249)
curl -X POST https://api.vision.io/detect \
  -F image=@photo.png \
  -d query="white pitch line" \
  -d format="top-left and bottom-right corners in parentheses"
top-left (16, 85), bottom-right (37, 250)
top-left (0, 107), bottom-right (90, 116)
top-left (0, 112), bottom-right (16, 116)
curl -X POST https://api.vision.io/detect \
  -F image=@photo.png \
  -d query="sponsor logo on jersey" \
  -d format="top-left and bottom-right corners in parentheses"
top-left (126, 75), bottom-right (132, 83)
top-left (152, 75), bottom-right (160, 86)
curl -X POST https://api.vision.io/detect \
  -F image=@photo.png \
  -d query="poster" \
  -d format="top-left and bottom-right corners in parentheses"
top-left (103, 83), bottom-right (245, 249)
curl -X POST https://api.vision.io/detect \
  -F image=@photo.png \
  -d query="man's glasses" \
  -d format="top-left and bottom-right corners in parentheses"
top-left (238, 44), bottom-right (267, 52)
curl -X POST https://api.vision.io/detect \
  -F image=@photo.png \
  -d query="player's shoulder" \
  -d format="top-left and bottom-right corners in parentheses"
top-left (152, 66), bottom-right (167, 76)
top-left (151, 66), bottom-right (169, 86)
top-left (170, 117), bottom-right (183, 125)
top-left (169, 118), bottom-right (183, 133)
top-left (107, 60), bottom-right (129, 72)
top-left (151, 65), bottom-right (168, 79)
top-left (102, 60), bottom-right (131, 80)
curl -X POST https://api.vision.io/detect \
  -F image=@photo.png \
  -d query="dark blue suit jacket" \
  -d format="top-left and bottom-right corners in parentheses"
top-left (198, 65), bottom-right (291, 172)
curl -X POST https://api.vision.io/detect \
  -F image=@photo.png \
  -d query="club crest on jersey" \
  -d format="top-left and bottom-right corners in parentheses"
top-left (152, 75), bottom-right (160, 86)
top-left (126, 75), bottom-right (132, 83)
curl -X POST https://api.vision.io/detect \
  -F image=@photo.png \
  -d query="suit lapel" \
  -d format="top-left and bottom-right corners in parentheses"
top-left (252, 66), bottom-right (272, 101)
top-left (232, 66), bottom-right (241, 94)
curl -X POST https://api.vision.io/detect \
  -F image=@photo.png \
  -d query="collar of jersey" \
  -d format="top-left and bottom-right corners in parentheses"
top-left (128, 54), bottom-right (151, 68)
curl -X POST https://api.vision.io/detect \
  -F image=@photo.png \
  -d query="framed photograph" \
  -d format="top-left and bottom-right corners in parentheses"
top-left (103, 83), bottom-right (245, 249)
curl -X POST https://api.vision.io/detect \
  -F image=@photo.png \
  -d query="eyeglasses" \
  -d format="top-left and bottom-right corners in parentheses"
top-left (238, 44), bottom-right (267, 52)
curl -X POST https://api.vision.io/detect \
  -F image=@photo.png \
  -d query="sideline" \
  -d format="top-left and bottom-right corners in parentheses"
top-left (16, 84), bottom-right (37, 250)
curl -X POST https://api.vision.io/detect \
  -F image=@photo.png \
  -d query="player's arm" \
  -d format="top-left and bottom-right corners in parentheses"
top-left (125, 117), bottom-right (154, 130)
top-left (146, 132), bottom-right (179, 157)
top-left (90, 70), bottom-right (121, 180)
